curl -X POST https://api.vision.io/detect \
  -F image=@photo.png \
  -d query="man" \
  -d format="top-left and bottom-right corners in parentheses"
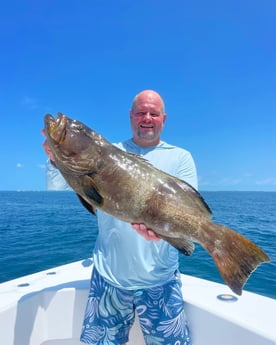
top-left (43, 90), bottom-right (197, 345)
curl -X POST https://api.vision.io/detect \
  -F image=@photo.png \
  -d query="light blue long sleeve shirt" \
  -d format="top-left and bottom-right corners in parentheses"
top-left (46, 159), bottom-right (71, 191)
top-left (46, 139), bottom-right (198, 289)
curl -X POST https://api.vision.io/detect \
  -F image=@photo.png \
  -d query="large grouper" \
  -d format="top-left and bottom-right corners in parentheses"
top-left (44, 113), bottom-right (270, 295)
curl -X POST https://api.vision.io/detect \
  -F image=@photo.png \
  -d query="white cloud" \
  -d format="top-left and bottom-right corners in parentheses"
top-left (37, 164), bottom-right (45, 169)
top-left (256, 178), bottom-right (276, 186)
top-left (198, 176), bottom-right (211, 186)
top-left (218, 177), bottom-right (242, 186)
top-left (21, 96), bottom-right (38, 110)
top-left (16, 163), bottom-right (24, 168)
top-left (199, 171), bottom-right (276, 190)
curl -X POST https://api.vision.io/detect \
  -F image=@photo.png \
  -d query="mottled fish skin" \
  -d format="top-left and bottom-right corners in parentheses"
top-left (44, 113), bottom-right (270, 295)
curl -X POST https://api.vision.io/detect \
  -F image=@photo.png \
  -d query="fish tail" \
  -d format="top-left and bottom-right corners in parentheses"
top-left (204, 222), bottom-right (270, 295)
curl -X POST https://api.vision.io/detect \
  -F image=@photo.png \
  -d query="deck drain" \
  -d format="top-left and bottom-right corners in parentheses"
top-left (17, 283), bottom-right (30, 287)
top-left (217, 294), bottom-right (238, 302)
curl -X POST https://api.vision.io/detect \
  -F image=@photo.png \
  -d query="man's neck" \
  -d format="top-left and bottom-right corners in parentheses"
top-left (132, 137), bottom-right (160, 148)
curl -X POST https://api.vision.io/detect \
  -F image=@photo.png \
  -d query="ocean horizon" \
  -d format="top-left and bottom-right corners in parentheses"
top-left (0, 190), bottom-right (275, 299)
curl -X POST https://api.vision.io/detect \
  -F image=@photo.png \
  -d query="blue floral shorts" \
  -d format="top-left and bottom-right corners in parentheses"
top-left (80, 268), bottom-right (191, 345)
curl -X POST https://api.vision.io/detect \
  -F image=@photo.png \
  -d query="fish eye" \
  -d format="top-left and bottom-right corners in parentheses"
top-left (72, 122), bottom-right (84, 131)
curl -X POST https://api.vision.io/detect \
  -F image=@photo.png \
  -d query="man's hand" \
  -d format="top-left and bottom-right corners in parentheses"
top-left (131, 223), bottom-right (160, 241)
top-left (41, 129), bottom-right (55, 162)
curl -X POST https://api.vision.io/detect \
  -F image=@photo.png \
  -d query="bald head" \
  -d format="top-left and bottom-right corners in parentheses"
top-left (129, 90), bottom-right (167, 147)
top-left (131, 90), bottom-right (166, 113)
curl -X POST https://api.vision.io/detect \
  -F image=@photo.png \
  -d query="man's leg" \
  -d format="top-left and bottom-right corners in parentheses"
top-left (134, 273), bottom-right (191, 345)
top-left (80, 268), bottom-right (135, 345)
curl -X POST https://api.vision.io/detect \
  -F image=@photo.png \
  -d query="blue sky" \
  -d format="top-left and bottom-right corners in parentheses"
top-left (1, 0), bottom-right (275, 191)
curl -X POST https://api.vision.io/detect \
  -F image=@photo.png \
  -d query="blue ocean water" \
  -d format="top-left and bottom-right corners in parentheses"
top-left (0, 191), bottom-right (275, 299)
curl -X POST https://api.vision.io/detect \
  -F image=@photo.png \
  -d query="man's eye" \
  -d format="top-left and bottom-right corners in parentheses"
top-left (134, 112), bottom-right (160, 117)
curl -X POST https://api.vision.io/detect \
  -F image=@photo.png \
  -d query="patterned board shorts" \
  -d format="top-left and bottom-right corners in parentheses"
top-left (80, 268), bottom-right (191, 345)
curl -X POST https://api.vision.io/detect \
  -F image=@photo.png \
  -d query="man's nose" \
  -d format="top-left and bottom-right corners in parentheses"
top-left (144, 112), bottom-right (151, 120)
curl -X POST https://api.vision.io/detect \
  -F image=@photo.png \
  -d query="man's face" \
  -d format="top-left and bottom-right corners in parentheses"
top-left (130, 92), bottom-right (167, 147)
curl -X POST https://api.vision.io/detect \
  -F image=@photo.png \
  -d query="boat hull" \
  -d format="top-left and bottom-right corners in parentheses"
top-left (0, 259), bottom-right (275, 345)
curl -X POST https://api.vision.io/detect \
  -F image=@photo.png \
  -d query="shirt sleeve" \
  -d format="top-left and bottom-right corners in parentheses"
top-left (45, 159), bottom-right (71, 191)
top-left (175, 150), bottom-right (198, 191)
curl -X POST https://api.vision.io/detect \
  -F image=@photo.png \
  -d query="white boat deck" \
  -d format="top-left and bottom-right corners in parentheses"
top-left (0, 259), bottom-right (275, 345)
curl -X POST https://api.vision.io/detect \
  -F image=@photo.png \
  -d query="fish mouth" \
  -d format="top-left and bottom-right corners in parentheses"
top-left (44, 113), bottom-right (68, 144)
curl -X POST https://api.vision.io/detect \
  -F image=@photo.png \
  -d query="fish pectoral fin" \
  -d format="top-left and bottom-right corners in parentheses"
top-left (76, 194), bottom-right (97, 215)
top-left (83, 185), bottom-right (103, 206)
top-left (75, 176), bottom-right (104, 214)
top-left (160, 235), bottom-right (195, 256)
top-left (80, 175), bottom-right (104, 206)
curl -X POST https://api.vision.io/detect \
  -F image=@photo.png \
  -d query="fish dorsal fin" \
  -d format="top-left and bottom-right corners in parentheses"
top-left (124, 150), bottom-right (156, 166)
top-left (125, 150), bottom-right (212, 218)
top-left (175, 179), bottom-right (212, 218)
